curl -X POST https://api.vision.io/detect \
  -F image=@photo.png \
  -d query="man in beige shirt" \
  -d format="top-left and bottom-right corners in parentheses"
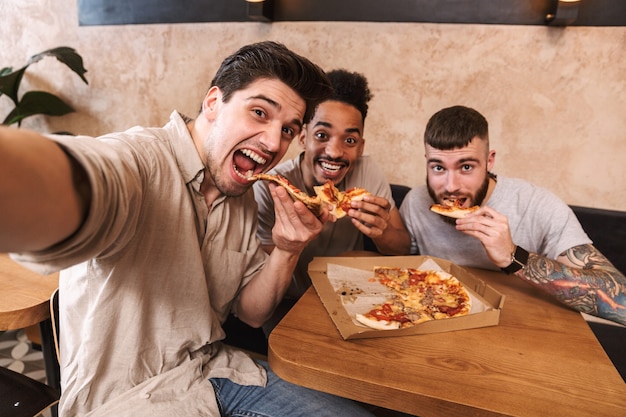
top-left (0, 42), bottom-right (377, 417)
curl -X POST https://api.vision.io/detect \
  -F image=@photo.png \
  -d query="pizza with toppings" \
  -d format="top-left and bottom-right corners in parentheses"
top-left (251, 174), bottom-right (370, 219)
top-left (430, 198), bottom-right (479, 219)
top-left (314, 180), bottom-right (369, 219)
top-left (355, 266), bottom-right (472, 330)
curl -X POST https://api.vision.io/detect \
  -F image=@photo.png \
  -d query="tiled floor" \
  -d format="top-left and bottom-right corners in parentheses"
top-left (0, 329), bottom-right (47, 382)
top-left (0, 329), bottom-right (52, 417)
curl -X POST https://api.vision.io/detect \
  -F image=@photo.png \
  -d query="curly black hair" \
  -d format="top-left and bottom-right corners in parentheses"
top-left (326, 69), bottom-right (373, 122)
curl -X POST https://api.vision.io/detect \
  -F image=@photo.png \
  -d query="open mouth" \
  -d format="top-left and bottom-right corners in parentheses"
top-left (442, 197), bottom-right (468, 208)
top-left (233, 148), bottom-right (268, 180)
top-left (318, 159), bottom-right (346, 180)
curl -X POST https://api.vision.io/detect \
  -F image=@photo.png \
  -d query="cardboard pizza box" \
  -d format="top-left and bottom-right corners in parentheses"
top-left (308, 255), bottom-right (505, 340)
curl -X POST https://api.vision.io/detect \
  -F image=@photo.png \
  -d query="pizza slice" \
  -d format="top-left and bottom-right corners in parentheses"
top-left (252, 175), bottom-right (371, 219)
top-left (430, 198), bottom-right (479, 219)
top-left (313, 180), bottom-right (370, 219)
top-left (356, 299), bottom-right (433, 330)
top-left (250, 173), bottom-right (323, 216)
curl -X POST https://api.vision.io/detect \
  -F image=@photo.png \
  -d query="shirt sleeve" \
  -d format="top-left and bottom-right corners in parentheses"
top-left (12, 134), bottom-right (145, 273)
top-left (356, 156), bottom-right (394, 208)
top-left (526, 186), bottom-right (592, 260)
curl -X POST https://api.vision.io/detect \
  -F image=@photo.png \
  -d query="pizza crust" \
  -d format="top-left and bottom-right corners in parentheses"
top-left (355, 313), bottom-right (401, 330)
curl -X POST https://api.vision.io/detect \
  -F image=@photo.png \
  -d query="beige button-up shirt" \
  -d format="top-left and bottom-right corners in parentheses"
top-left (13, 112), bottom-right (268, 416)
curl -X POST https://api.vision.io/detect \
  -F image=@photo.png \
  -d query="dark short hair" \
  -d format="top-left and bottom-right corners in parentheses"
top-left (424, 105), bottom-right (489, 149)
top-left (326, 69), bottom-right (372, 121)
top-left (210, 41), bottom-right (332, 124)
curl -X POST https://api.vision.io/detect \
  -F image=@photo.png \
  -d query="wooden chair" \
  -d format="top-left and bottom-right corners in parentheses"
top-left (0, 290), bottom-right (60, 417)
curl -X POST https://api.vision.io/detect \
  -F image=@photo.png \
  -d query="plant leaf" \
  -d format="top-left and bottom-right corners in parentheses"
top-left (0, 66), bottom-right (27, 104)
top-left (27, 46), bottom-right (89, 85)
top-left (2, 91), bottom-right (75, 126)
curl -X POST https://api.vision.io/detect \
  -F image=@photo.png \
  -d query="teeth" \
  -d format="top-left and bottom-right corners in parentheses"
top-left (233, 165), bottom-right (254, 180)
top-left (321, 161), bottom-right (341, 172)
top-left (241, 149), bottom-right (267, 165)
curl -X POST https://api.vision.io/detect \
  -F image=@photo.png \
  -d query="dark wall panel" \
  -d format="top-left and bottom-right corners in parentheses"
top-left (78, 0), bottom-right (626, 26)
top-left (78, 0), bottom-right (249, 25)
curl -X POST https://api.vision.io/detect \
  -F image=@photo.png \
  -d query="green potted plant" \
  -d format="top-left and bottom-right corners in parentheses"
top-left (0, 46), bottom-right (88, 127)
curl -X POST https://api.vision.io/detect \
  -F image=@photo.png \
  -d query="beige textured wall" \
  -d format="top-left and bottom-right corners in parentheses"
top-left (2, 0), bottom-right (625, 210)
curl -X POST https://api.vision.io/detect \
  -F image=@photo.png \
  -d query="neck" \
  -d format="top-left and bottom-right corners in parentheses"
top-left (484, 176), bottom-right (497, 202)
top-left (200, 171), bottom-right (221, 209)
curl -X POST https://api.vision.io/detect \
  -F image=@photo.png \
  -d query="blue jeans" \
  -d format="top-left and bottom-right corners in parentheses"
top-left (209, 360), bottom-right (376, 417)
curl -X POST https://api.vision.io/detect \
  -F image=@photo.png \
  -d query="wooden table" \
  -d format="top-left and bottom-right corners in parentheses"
top-left (0, 254), bottom-right (59, 330)
top-left (0, 253), bottom-right (60, 396)
top-left (268, 260), bottom-right (626, 417)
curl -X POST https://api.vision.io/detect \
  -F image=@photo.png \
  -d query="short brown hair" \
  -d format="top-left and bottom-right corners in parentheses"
top-left (424, 105), bottom-right (488, 149)
top-left (210, 41), bottom-right (332, 124)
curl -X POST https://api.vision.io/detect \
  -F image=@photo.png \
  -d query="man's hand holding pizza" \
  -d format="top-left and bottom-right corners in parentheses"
top-left (350, 194), bottom-right (411, 255)
top-left (237, 182), bottom-right (335, 326)
top-left (348, 194), bottom-right (393, 239)
top-left (454, 206), bottom-right (517, 269)
top-left (268, 182), bottom-right (334, 254)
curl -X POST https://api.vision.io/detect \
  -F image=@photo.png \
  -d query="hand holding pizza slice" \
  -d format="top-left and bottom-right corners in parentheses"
top-left (314, 180), bottom-right (370, 219)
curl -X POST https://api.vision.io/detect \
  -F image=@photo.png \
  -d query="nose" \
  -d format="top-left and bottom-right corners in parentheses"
top-left (325, 138), bottom-right (344, 159)
top-left (445, 171), bottom-right (461, 193)
top-left (259, 123), bottom-right (283, 153)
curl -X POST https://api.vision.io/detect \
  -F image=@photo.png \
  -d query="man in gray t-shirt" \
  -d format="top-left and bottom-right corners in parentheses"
top-left (399, 105), bottom-right (626, 325)
top-left (254, 70), bottom-right (409, 329)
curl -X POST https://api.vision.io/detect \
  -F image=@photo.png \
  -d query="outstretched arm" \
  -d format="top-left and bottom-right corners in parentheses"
top-left (520, 244), bottom-right (626, 325)
top-left (0, 127), bottom-right (90, 252)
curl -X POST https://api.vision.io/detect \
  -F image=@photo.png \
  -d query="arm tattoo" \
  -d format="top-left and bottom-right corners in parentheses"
top-left (518, 244), bottom-right (626, 325)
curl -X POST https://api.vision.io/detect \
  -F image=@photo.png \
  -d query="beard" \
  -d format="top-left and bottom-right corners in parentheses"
top-left (202, 135), bottom-right (251, 198)
top-left (427, 173), bottom-right (491, 225)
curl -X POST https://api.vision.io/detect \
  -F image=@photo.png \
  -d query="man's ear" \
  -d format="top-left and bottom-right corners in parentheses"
top-left (298, 126), bottom-right (307, 148)
top-left (358, 138), bottom-right (366, 157)
top-left (487, 149), bottom-right (496, 171)
top-left (201, 86), bottom-right (221, 120)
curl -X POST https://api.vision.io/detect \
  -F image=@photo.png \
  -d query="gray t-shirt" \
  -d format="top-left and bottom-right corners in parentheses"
top-left (399, 176), bottom-right (591, 270)
top-left (254, 153), bottom-right (393, 297)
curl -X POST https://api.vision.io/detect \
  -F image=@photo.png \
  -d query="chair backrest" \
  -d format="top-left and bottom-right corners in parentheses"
top-left (50, 289), bottom-right (60, 364)
top-left (390, 184), bottom-right (411, 210)
top-left (0, 290), bottom-right (61, 417)
top-left (570, 205), bottom-right (626, 274)
top-left (0, 365), bottom-right (59, 417)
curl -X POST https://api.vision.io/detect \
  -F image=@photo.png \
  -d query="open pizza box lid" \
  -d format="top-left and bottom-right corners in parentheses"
top-left (308, 255), bottom-right (505, 340)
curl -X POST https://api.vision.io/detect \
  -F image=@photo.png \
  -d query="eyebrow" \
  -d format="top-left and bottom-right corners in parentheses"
top-left (313, 120), bottom-right (362, 136)
top-left (249, 94), bottom-right (303, 130)
top-left (427, 157), bottom-right (481, 165)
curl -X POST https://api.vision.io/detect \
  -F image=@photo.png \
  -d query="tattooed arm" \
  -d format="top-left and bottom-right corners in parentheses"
top-left (517, 244), bottom-right (626, 325)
